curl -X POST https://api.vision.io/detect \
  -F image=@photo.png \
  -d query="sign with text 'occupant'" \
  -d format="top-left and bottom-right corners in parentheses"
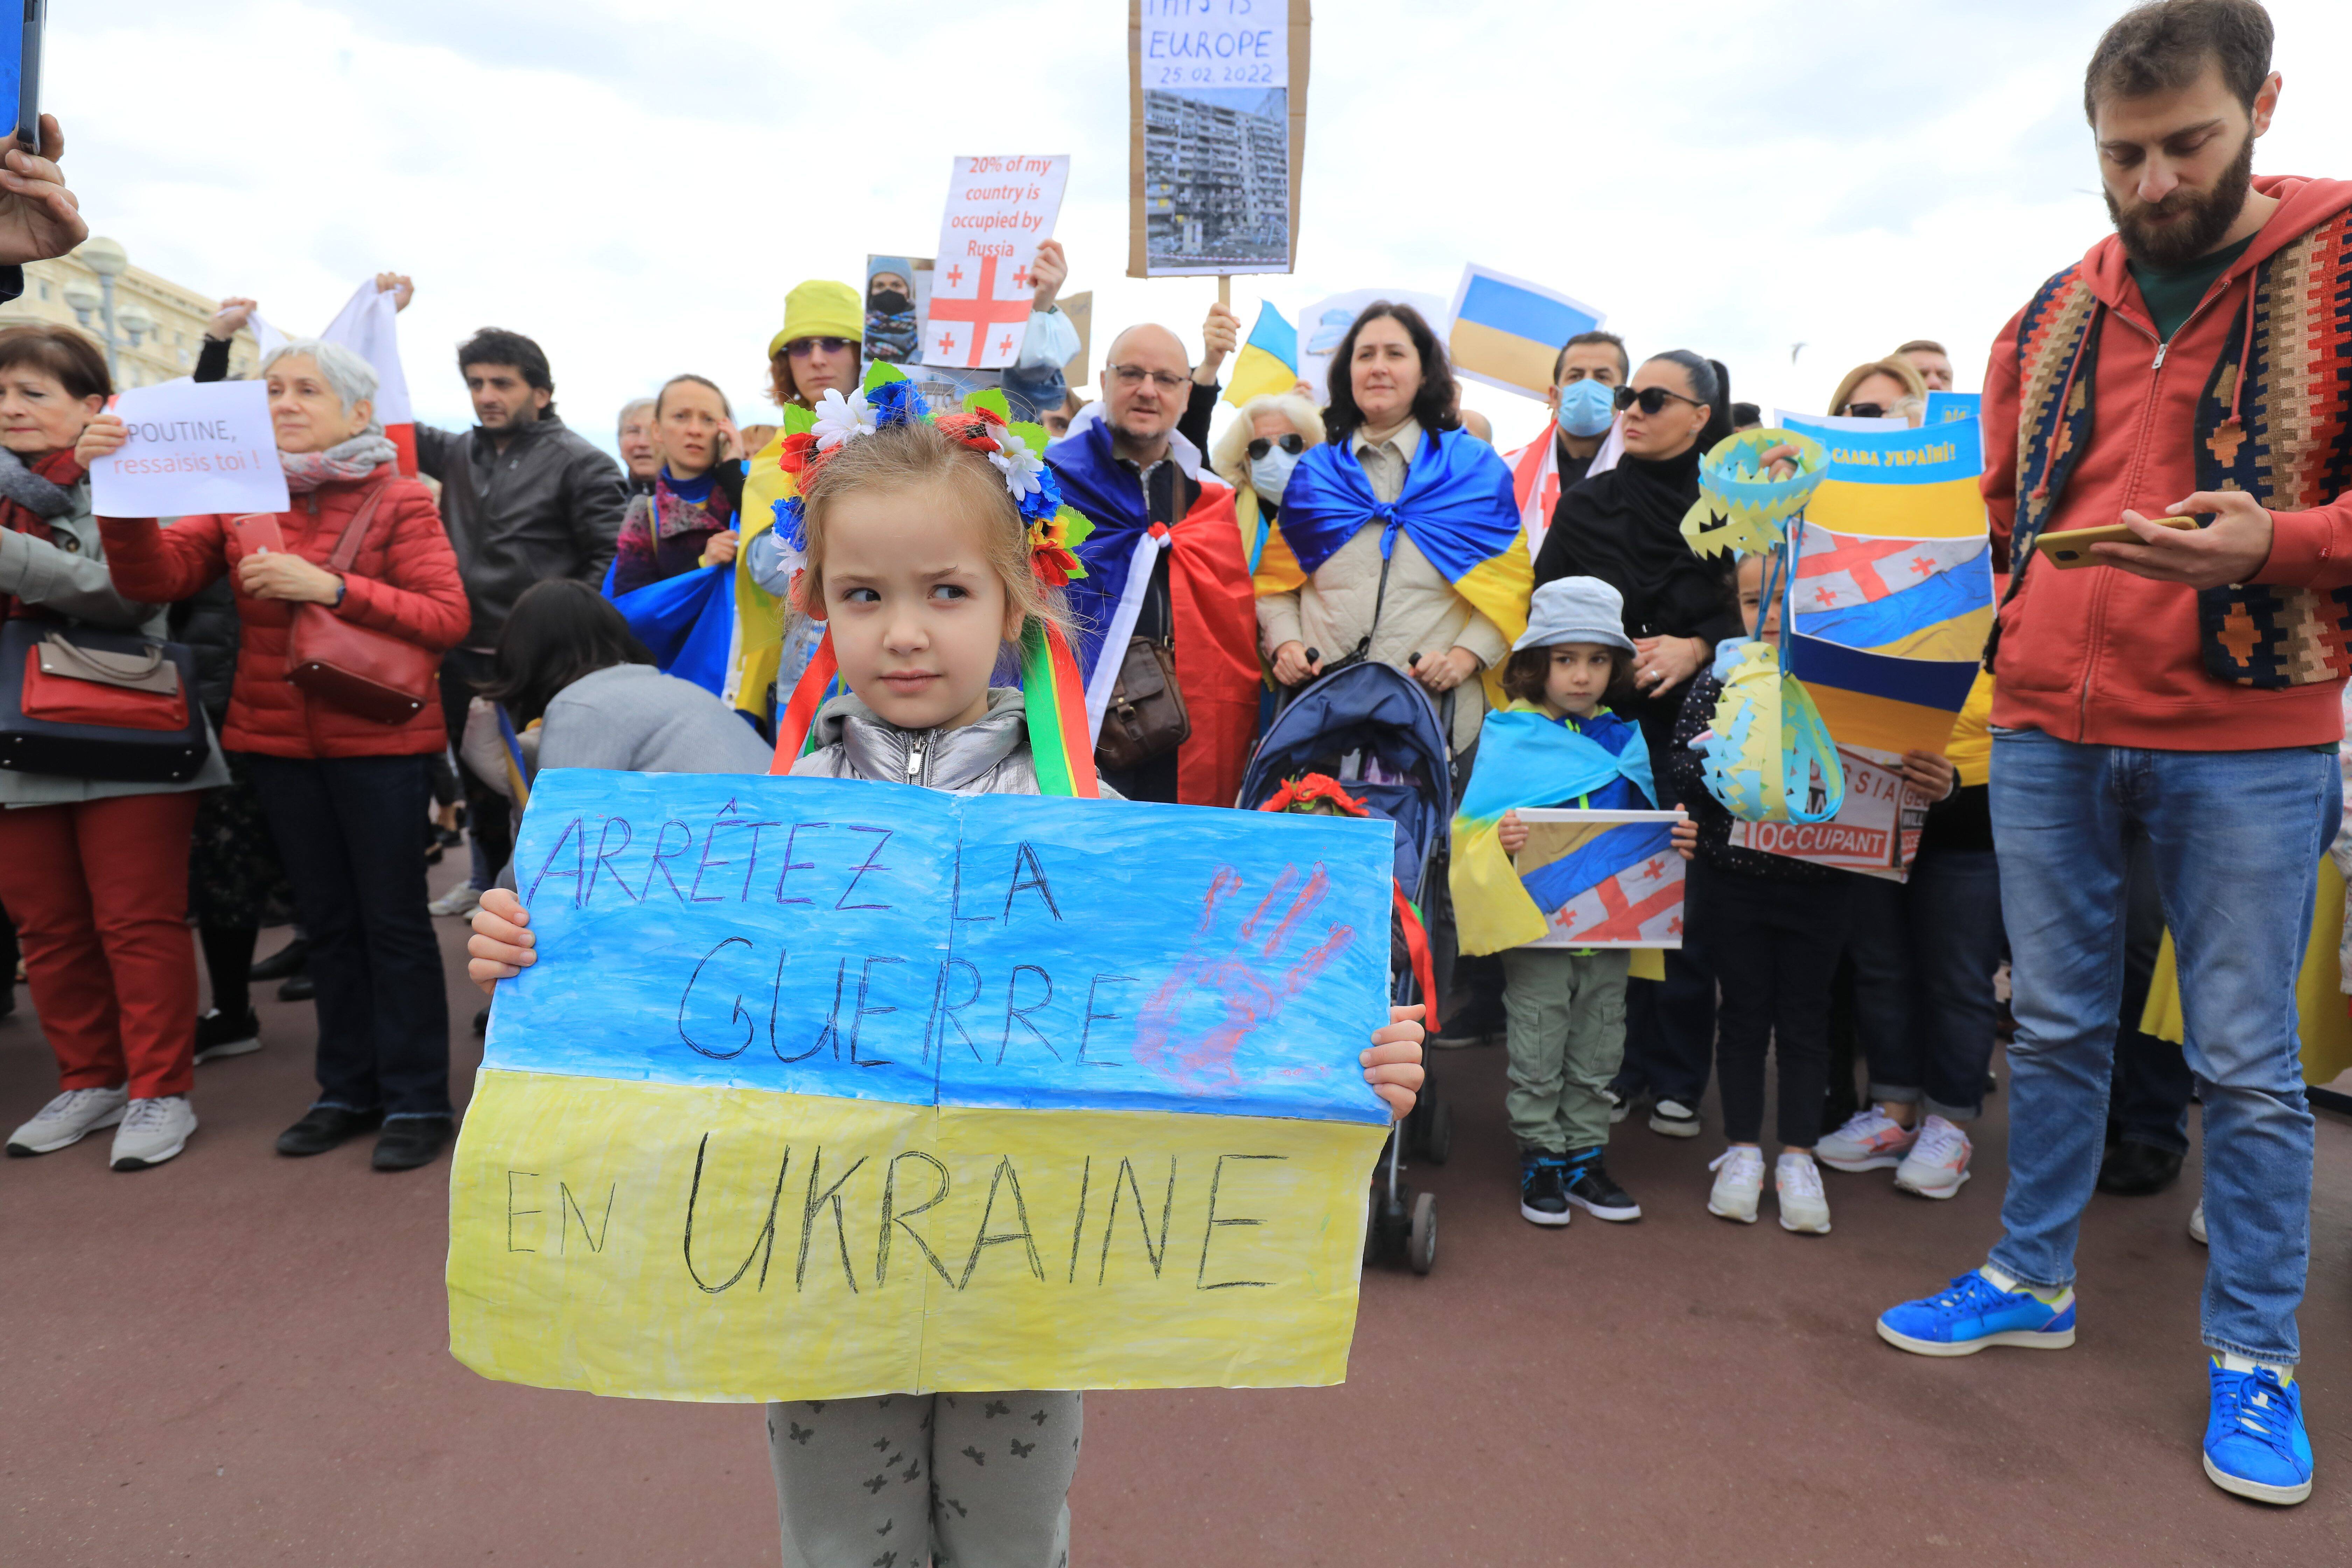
top-left (447, 769), bottom-right (1394, 1403)
top-left (88, 380), bottom-right (289, 519)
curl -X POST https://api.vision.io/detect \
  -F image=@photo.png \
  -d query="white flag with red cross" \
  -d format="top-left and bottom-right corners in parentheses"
top-left (921, 154), bottom-right (1070, 371)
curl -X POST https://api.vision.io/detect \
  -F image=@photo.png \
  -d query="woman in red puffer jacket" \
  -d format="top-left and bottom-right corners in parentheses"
top-left (85, 338), bottom-right (470, 1173)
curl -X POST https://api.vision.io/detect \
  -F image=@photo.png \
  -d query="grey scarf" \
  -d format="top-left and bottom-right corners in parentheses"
top-left (0, 448), bottom-right (75, 519)
top-left (281, 433), bottom-right (399, 494)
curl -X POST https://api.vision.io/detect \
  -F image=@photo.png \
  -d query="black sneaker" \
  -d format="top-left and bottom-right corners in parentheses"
top-left (276, 1105), bottom-right (382, 1157)
top-left (2096, 1139), bottom-right (2184, 1196)
top-left (192, 1007), bottom-right (261, 1064)
top-left (1519, 1151), bottom-right (1572, 1227)
top-left (1563, 1153), bottom-right (1642, 1222)
top-left (373, 1115), bottom-right (454, 1172)
top-left (250, 938), bottom-right (309, 982)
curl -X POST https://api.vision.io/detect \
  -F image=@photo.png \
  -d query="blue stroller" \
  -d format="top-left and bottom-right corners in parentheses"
top-left (1236, 659), bottom-right (1455, 1274)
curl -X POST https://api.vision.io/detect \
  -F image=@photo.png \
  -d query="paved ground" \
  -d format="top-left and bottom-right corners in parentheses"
top-left (4, 890), bottom-right (2349, 1566)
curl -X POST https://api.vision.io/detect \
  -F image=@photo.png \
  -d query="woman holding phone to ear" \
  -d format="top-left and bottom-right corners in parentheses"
top-left (85, 338), bottom-right (471, 1174)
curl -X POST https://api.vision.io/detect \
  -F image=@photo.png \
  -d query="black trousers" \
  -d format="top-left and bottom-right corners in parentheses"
top-left (439, 649), bottom-right (513, 883)
top-left (1695, 860), bottom-right (1855, 1147)
top-left (246, 754), bottom-right (450, 1119)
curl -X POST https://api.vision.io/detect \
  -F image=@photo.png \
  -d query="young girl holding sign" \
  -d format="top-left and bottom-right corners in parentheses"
top-left (467, 387), bottom-right (1426, 1567)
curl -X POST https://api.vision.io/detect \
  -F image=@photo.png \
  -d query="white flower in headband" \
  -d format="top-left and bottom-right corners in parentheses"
top-left (988, 433), bottom-right (1045, 501)
top-left (810, 387), bottom-right (876, 451)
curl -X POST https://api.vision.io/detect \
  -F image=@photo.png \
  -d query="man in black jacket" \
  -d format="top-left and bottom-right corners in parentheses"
top-left (416, 326), bottom-right (626, 906)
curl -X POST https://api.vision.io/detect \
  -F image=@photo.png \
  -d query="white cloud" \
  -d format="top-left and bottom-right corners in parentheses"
top-left (46, 0), bottom-right (2352, 454)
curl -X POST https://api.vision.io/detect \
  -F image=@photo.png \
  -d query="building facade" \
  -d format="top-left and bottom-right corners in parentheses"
top-left (0, 239), bottom-right (255, 387)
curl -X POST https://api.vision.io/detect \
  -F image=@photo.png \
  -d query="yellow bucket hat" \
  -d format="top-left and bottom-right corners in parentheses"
top-left (767, 280), bottom-right (864, 359)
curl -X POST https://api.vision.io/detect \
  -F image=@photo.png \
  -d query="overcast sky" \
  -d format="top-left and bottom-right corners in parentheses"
top-left (50, 0), bottom-right (2352, 455)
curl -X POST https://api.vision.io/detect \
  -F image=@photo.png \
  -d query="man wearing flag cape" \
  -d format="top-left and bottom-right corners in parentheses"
top-left (1043, 322), bottom-right (1259, 807)
top-left (1254, 303), bottom-right (1531, 751)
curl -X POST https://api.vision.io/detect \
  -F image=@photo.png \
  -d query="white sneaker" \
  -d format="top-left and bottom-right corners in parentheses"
top-left (6, 1085), bottom-right (129, 1155)
top-left (428, 884), bottom-right (483, 918)
top-left (1817, 1107), bottom-right (1918, 1172)
top-left (1649, 1098), bottom-right (1702, 1138)
top-left (1707, 1146), bottom-right (1765, 1224)
top-left (1776, 1150), bottom-right (1833, 1233)
top-left (1604, 1087), bottom-right (1629, 1125)
top-left (1893, 1114), bottom-right (1972, 1199)
top-left (2190, 1200), bottom-right (2208, 1246)
top-left (110, 1095), bottom-right (196, 1170)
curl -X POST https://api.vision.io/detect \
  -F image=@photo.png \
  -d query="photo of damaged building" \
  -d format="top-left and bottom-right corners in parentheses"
top-left (1142, 87), bottom-right (1290, 271)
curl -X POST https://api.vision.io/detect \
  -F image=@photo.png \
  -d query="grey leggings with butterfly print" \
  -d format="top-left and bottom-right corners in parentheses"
top-left (766, 1391), bottom-right (1082, 1567)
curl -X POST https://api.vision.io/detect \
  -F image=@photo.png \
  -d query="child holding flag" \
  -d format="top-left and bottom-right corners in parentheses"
top-left (1450, 578), bottom-right (1658, 1227)
top-left (467, 376), bottom-right (1426, 1567)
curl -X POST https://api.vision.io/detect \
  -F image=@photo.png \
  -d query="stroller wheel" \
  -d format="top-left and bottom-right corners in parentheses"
top-left (1421, 1097), bottom-right (1453, 1166)
top-left (1407, 1191), bottom-right (1437, 1275)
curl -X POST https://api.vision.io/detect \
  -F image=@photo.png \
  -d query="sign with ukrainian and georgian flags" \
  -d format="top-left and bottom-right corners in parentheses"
top-left (446, 770), bottom-right (1394, 1402)
top-left (1512, 809), bottom-right (1686, 948)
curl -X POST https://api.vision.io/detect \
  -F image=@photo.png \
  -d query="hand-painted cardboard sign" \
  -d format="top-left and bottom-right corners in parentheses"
top-left (447, 769), bottom-right (1393, 1403)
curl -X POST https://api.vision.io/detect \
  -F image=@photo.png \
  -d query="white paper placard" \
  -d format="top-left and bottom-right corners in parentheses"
top-left (1728, 744), bottom-right (1928, 881)
top-left (90, 380), bottom-right (289, 518)
top-left (921, 154), bottom-right (1070, 370)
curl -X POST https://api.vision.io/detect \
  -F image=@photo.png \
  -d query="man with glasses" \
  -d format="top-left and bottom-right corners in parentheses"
top-left (416, 323), bottom-right (627, 916)
top-left (1045, 323), bottom-right (1259, 807)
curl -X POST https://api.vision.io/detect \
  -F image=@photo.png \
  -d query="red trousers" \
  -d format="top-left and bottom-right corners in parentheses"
top-left (0, 791), bottom-right (201, 1100)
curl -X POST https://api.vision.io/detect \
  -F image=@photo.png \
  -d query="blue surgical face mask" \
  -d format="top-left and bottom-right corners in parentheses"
top-left (1556, 377), bottom-right (1616, 438)
top-left (1250, 447), bottom-right (1301, 501)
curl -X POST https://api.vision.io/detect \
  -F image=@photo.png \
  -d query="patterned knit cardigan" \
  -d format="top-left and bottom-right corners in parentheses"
top-left (1999, 210), bottom-right (2352, 687)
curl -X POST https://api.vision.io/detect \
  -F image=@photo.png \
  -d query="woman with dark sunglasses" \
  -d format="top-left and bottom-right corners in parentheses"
top-left (1207, 391), bottom-right (1324, 584)
top-left (763, 281), bottom-right (867, 411)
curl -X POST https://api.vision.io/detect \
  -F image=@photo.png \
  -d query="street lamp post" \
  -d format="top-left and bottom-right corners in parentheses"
top-left (64, 236), bottom-right (131, 380)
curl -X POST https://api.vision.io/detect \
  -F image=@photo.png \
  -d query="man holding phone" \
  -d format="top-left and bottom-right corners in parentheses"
top-left (1874, 0), bottom-right (2351, 1508)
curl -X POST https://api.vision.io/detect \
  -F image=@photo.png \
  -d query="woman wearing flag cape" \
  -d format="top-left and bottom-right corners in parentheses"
top-left (1254, 302), bottom-right (1531, 751)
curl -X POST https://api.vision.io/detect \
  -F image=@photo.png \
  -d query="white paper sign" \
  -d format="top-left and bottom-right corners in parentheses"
top-left (90, 380), bottom-right (289, 518)
top-left (1728, 744), bottom-right (1928, 880)
top-left (922, 154), bottom-right (1070, 370)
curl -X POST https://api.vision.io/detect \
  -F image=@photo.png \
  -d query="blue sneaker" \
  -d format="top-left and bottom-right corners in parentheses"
top-left (2203, 1357), bottom-right (2313, 1505)
top-left (1876, 1268), bottom-right (2077, 1356)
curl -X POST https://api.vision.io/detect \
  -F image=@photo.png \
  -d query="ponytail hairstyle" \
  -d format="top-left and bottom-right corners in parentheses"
top-left (1644, 349), bottom-right (1735, 453)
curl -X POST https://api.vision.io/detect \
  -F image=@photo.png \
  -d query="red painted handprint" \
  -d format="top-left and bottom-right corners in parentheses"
top-left (1129, 862), bottom-right (1358, 1092)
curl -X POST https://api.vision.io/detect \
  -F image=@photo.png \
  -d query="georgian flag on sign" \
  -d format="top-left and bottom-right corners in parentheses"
top-left (923, 252), bottom-right (1036, 370)
top-left (1512, 810), bottom-right (1686, 950)
top-left (1795, 529), bottom-right (1988, 612)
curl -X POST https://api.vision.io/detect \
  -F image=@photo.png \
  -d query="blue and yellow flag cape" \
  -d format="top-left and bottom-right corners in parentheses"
top-left (1448, 703), bottom-right (1656, 956)
top-left (1261, 427), bottom-right (1532, 709)
top-left (602, 558), bottom-right (735, 699)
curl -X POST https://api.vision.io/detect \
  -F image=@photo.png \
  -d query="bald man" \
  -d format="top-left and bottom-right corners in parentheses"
top-left (1045, 322), bottom-right (1259, 807)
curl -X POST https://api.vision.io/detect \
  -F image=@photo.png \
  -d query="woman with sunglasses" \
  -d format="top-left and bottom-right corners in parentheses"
top-left (1208, 391), bottom-right (1324, 588)
top-left (764, 281), bottom-right (867, 412)
top-left (1827, 356), bottom-right (1928, 425)
top-left (1534, 350), bottom-right (1740, 1139)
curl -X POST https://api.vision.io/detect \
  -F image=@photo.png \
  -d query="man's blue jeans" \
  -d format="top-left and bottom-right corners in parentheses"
top-left (1988, 728), bottom-right (2336, 1364)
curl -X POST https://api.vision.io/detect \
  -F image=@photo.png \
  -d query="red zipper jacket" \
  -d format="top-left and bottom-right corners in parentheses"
top-left (99, 466), bottom-right (470, 758)
top-left (1983, 174), bottom-right (2352, 750)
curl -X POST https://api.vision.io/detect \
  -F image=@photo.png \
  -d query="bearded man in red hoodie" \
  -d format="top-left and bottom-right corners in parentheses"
top-left (1875, 0), bottom-right (2348, 1507)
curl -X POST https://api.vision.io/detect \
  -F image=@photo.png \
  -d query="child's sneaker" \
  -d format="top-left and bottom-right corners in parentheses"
top-left (1876, 1266), bottom-right (2077, 1356)
top-left (1776, 1150), bottom-right (1832, 1233)
top-left (1706, 1146), bottom-right (1764, 1223)
top-left (1817, 1107), bottom-right (1916, 1171)
top-left (1893, 1115), bottom-right (1972, 1199)
top-left (1519, 1151), bottom-right (1571, 1227)
top-left (2189, 1200), bottom-right (2208, 1245)
top-left (1562, 1151), bottom-right (1640, 1222)
top-left (2203, 1355), bottom-right (2312, 1505)
top-left (193, 1007), bottom-right (262, 1065)
top-left (1649, 1098), bottom-right (1701, 1138)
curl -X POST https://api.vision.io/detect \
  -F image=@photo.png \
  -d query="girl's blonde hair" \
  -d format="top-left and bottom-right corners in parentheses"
top-left (794, 415), bottom-right (1072, 641)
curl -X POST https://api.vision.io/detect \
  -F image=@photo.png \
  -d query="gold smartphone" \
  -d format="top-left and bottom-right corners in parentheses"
top-left (2035, 514), bottom-right (2198, 569)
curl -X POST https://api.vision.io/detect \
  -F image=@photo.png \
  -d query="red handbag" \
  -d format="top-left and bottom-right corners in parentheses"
top-left (20, 632), bottom-right (191, 731)
top-left (286, 479), bottom-right (441, 725)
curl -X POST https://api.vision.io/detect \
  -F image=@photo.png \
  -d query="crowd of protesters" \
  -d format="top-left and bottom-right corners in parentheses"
top-left (0, 0), bottom-right (2339, 1520)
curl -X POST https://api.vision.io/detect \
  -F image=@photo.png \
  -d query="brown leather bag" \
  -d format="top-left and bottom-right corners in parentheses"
top-left (1094, 635), bottom-right (1189, 773)
top-left (286, 479), bottom-right (441, 725)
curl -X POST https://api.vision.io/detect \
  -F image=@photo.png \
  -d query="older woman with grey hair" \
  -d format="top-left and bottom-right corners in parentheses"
top-left (616, 396), bottom-right (659, 496)
top-left (85, 337), bottom-right (474, 1172)
top-left (1208, 389), bottom-right (1325, 585)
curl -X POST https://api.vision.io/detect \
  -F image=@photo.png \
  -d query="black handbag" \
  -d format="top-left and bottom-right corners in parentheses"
top-left (0, 619), bottom-right (213, 783)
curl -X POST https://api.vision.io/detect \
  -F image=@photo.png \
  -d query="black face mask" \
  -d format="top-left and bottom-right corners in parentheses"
top-left (869, 290), bottom-right (912, 316)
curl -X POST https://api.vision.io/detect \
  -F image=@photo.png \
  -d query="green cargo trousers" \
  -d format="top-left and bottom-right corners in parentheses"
top-left (1500, 946), bottom-right (1632, 1154)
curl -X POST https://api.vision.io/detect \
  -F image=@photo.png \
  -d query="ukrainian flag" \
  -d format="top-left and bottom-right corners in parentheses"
top-left (1446, 264), bottom-right (1604, 399)
top-left (1223, 301), bottom-right (1300, 409)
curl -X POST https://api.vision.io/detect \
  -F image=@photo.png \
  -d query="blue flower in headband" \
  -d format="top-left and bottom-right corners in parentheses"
top-left (771, 495), bottom-right (808, 550)
top-left (1019, 459), bottom-right (1063, 525)
top-left (866, 377), bottom-right (931, 431)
